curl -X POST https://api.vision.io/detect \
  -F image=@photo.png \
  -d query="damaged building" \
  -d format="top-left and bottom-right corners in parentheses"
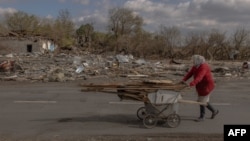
top-left (0, 37), bottom-right (57, 55)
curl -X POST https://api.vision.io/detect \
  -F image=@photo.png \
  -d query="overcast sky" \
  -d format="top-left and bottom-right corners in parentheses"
top-left (0, 0), bottom-right (250, 34)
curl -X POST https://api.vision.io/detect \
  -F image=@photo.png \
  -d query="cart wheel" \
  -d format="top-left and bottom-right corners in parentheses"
top-left (143, 114), bottom-right (158, 129)
top-left (137, 107), bottom-right (147, 120)
top-left (166, 113), bottom-right (181, 128)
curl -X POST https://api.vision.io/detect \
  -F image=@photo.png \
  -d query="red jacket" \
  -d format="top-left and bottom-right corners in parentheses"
top-left (182, 63), bottom-right (215, 96)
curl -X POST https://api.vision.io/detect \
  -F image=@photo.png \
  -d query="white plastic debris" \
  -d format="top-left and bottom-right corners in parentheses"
top-left (75, 65), bottom-right (84, 73)
top-left (116, 55), bottom-right (129, 63)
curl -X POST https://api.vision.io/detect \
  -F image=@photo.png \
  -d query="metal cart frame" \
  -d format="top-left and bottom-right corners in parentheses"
top-left (137, 90), bottom-right (181, 128)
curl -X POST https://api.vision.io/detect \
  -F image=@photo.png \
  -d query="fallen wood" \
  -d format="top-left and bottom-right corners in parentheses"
top-left (120, 74), bottom-right (149, 78)
top-left (143, 79), bottom-right (174, 85)
top-left (0, 75), bottom-right (18, 81)
top-left (82, 86), bottom-right (185, 91)
top-left (81, 81), bottom-right (205, 106)
top-left (80, 80), bottom-right (186, 91)
top-left (117, 93), bottom-right (148, 102)
top-left (80, 82), bottom-right (125, 88)
top-left (80, 79), bottom-right (187, 102)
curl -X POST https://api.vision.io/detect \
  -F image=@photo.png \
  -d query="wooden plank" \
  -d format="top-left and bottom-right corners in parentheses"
top-left (120, 74), bottom-right (149, 78)
top-left (80, 83), bottom-right (123, 88)
top-left (81, 85), bottom-right (185, 90)
top-left (80, 80), bottom-right (188, 95)
top-left (178, 99), bottom-right (207, 106)
top-left (80, 82), bottom-right (145, 88)
top-left (143, 79), bottom-right (174, 85)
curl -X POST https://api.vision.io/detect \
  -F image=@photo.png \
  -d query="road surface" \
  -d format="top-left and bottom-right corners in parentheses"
top-left (0, 78), bottom-right (249, 140)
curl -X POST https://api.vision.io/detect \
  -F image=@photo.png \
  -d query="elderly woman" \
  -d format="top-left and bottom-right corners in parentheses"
top-left (181, 55), bottom-right (219, 122)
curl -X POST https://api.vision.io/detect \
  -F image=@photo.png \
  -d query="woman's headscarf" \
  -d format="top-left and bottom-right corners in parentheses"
top-left (192, 55), bottom-right (205, 67)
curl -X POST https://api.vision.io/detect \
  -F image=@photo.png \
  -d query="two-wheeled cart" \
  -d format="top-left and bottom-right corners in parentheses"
top-left (137, 90), bottom-right (181, 128)
top-left (80, 79), bottom-right (200, 128)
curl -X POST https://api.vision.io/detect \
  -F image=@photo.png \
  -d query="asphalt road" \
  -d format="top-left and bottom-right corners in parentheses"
top-left (0, 78), bottom-right (249, 140)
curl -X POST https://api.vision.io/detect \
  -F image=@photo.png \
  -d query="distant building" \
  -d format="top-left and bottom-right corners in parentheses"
top-left (0, 37), bottom-right (57, 55)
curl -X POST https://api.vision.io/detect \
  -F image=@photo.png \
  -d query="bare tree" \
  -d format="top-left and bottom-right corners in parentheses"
top-left (183, 30), bottom-right (229, 60)
top-left (158, 25), bottom-right (181, 58)
top-left (37, 18), bottom-right (55, 39)
top-left (129, 30), bottom-right (155, 57)
top-left (230, 27), bottom-right (249, 59)
top-left (4, 11), bottom-right (39, 36)
top-left (184, 31), bottom-right (207, 58)
top-left (206, 29), bottom-right (229, 60)
top-left (76, 23), bottom-right (94, 49)
top-left (108, 7), bottom-right (143, 53)
top-left (54, 9), bottom-right (75, 49)
top-left (0, 23), bottom-right (9, 36)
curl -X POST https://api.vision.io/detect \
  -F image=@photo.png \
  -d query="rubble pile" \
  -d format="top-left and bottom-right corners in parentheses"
top-left (0, 52), bottom-right (249, 82)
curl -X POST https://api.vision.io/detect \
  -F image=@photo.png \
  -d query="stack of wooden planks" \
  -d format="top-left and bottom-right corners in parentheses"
top-left (80, 79), bottom-right (187, 102)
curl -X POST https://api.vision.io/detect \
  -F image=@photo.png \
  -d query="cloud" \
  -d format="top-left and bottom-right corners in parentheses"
top-left (58, 0), bottom-right (66, 3)
top-left (191, 0), bottom-right (250, 21)
top-left (0, 7), bottom-right (17, 16)
top-left (74, 9), bottom-right (108, 32)
top-left (73, 0), bottom-right (90, 5)
top-left (73, 0), bottom-right (117, 31)
top-left (0, 0), bottom-right (17, 3)
top-left (46, 14), bottom-right (53, 19)
top-left (182, 0), bottom-right (250, 32)
top-left (123, 0), bottom-right (250, 33)
top-left (58, 0), bottom-right (90, 5)
top-left (3, 0), bottom-right (248, 33)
